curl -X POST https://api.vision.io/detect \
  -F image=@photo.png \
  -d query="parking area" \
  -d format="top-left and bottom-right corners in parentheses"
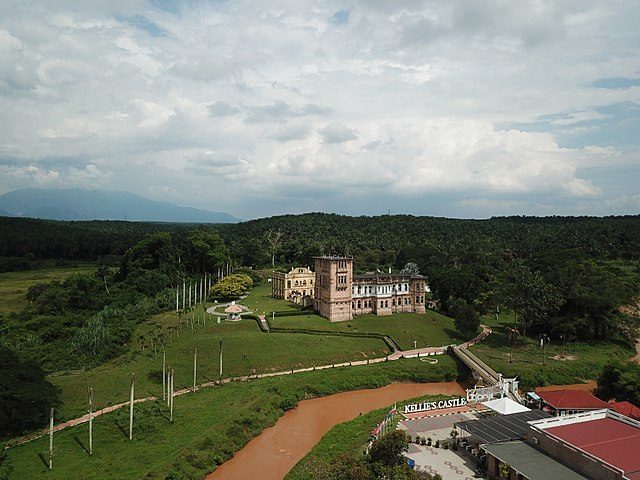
top-left (398, 410), bottom-right (485, 478)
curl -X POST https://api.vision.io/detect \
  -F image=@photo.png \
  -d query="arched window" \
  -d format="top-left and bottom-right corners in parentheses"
top-left (357, 300), bottom-right (361, 308)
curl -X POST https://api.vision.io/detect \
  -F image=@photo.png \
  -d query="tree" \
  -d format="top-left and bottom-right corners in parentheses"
top-left (506, 326), bottom-right (519, 362)
top-left (0, 441), bottom-right (12, 480)
top-left (188, 227), bottom-right (229, 273)
top-left (400, 262), bottom-right (420, 275)
top-left (266, 228), bottom-right (285, 266)
top-left (0, 346), bottom-right (61, 439)
top-left (209, 274), bottom-right (253, 299)
top-left (595, 362), bottom-right (640, 405)
top-left (500, 265), bottom-right (562, 337)
top-left (454, 303), bottom-right (480, 338)
top-left (368, 430), bottom-right (409, 467)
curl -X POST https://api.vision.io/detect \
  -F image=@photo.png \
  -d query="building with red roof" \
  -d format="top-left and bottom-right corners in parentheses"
top-left (610, 401), bottom-right (640, 420)
top-left (527, 410), bottom-right (640, 480)
top-left (535, 388), bottom-right (609, 415)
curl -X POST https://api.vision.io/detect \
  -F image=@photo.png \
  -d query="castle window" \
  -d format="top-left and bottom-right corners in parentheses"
top-left (357, 300), bottom-right (361, 308)
top-left (416, 296), bottom-right (419, 303)
top-left (287, 280), bottom-right (291, 288)
top-left (392, 299), bottom-right (396, 306)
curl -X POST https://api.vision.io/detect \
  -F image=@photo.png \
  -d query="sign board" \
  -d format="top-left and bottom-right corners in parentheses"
top-left (403, 397), bottom-right (467, 414)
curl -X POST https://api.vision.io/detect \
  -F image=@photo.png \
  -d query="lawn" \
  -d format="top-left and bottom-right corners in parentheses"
top-left (470, 311), bottom-right (635, 389)
top-left (270, 310), bottom-right (470, 350)
top-left (0, 262), bottom-right (96, 316)
top-left (240, 272), bottom-right (302, 313)
top-left (50, 304), bottom-right (391, 421)
top-left (5, 358), bottom-right (458, 480)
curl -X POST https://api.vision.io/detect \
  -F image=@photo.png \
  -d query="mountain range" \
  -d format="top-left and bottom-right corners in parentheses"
top-left (0, 188), bottom-right (238, 223)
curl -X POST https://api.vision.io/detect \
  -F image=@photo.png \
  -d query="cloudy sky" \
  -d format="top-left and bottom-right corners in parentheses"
top-left (1, 0), bottom-right (639, 219)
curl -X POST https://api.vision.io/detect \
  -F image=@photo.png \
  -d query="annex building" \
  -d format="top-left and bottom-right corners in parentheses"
top-left (313, 256), bottom-right (427, 322)
top-left (271, 266), bottom-right (315, 306)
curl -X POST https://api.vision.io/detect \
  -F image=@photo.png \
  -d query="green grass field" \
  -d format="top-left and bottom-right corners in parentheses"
top-left (45, 273), bottom-right (470, 421)
top-left (0, 262), bottom-right (96, 316)
top-left (470, 311), bottom-right (634, 389)
top-left (5, 358), bottom-right (458, 480)
top-left (270, 310), bottom-right (469, 350)
top-left (51, 305), bottom-right (391, 421)
top-left (240, 275), bottom-right (301, 313)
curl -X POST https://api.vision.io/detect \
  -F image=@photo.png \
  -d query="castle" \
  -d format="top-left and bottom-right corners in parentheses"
top-left (272, 256), bottom-right (428, 322)
top-left (314, 256), bottom-right (427, 322)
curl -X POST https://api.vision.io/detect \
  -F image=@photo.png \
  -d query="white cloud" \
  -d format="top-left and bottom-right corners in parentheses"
top-left (0, 1), bottom-right (638, 217)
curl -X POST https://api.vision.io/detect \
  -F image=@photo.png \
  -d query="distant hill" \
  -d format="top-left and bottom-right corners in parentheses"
top-left (0, 208), bottom-right (14, 217)
top-left (0, 188), bottom-right (238, 223)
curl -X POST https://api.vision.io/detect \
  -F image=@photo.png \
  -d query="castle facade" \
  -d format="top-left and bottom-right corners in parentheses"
top-left (271, 266), bottom-right (315, 306)
top-left (313, 256), bottom-right (427, 322)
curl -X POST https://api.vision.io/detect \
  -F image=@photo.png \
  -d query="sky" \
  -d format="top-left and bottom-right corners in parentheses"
top-left (0, 0), bottom-right (639, 220)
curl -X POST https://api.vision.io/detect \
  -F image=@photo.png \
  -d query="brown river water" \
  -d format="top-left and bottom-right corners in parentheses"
top-left (206, 381), bottom-right (465, 480)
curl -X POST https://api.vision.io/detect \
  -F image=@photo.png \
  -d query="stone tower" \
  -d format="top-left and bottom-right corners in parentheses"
top-left (313, 256), bottom-right (353, 322)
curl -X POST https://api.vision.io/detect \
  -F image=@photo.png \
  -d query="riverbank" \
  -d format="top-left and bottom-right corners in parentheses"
top-left (207, 382), bottom-right (465, 480)
top-left (4, 358), bottom-right (459, 479)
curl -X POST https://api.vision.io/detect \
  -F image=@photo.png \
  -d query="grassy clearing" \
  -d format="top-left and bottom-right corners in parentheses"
top-left (51, 305), bottom-right (390, 421)
top-left (6, 358), bottom-right (458, 480)
top-left (470, 311), bottom-right (634, 389)
top-left (0, 262), bottom-right (96, 316)
top-left (270, 310), bottom-right (469, 350)
top-left (239, 275), bottom-right (301, 313)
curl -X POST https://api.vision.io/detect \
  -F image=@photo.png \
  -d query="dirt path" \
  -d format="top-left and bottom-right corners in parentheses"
top-left (205, 382), bottom-right (466, 480)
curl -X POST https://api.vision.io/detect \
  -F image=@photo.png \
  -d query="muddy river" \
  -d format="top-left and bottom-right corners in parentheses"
top-left (206, 381), bottom-right (465, 480)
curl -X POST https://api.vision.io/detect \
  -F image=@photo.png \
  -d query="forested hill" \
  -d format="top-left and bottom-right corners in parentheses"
top-left (1, 213), bottom-right (639, 265)
top-left (216, 213), bottom-right (640, 265)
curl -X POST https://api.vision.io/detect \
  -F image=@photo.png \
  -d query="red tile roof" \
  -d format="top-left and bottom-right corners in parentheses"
top-left (610, 401), bottom-right (640, 420)
top-left (546, 417), bottom-right (640, 478)
top-left (535, 389), bottom-right (609, 410)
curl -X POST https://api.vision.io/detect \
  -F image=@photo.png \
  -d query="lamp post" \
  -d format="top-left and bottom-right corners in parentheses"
top-left (540, 334), bottom-right (549, 365)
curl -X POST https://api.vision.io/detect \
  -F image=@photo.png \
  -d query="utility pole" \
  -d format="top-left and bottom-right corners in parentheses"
top-left (169, 369), bottom-right (174, 422)
top-left (129, 373), bottom-right (135, 440)
top-left (162, 350), bottom-right (166, 401)
top-left (49, 407), bottom-right (54, 469)
top-left (219, 338), bottom-right (223, 381)
top-left (193, 347), bottom-right (197, 392)
top-left (88, 387), bottom-right (93, 455)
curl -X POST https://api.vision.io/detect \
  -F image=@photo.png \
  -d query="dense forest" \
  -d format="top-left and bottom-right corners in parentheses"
top-left (1, 213), bottom-right (639, 438)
